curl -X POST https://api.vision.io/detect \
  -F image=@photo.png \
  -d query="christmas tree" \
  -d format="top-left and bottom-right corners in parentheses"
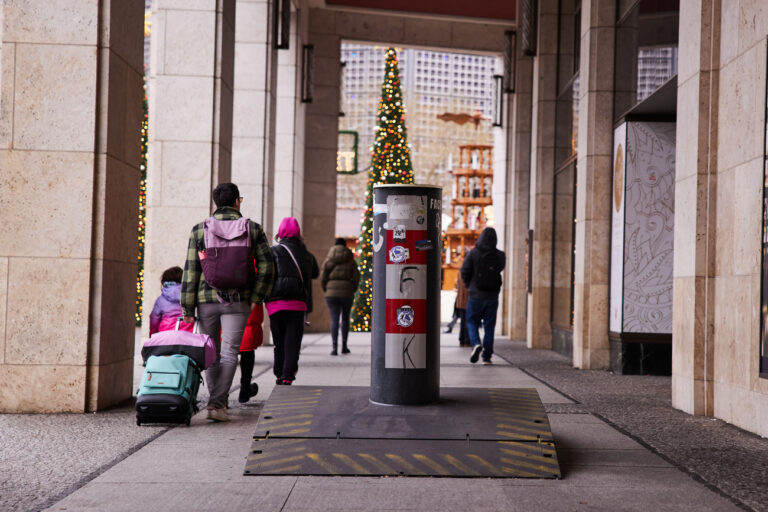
top-left (350, 48), bottom-right (415, 331)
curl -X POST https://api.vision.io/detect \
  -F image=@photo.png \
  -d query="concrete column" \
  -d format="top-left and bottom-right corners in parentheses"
top-left (232, 0), bottom-right (277, 237)
top-left (0, 0), bottom-right (144, 412)
top-left (145, 0), bottom-right (236, 329)
top-left (504, 26), bottom-right (533, 340)
top-left (571, 0), bottom-right (615, 369)
top-left (527, 0), bottom-right (558, 349)
top-left (672, 0), bottom-right (720, 416)
top-left (303, 8), bottom-right (341, 332)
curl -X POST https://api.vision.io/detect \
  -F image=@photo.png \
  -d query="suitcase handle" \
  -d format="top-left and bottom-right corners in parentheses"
top-left (175, 316), bottom-right (201, 333)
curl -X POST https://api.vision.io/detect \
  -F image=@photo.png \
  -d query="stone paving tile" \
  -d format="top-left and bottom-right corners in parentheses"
top-left (494, 340), bottom-right (768, 512)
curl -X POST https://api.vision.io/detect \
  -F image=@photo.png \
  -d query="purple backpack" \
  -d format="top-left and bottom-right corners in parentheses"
top-left (200, 217), bottom-right (251, 290)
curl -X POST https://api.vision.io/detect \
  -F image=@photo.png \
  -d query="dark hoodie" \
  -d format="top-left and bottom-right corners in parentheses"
top-left (321, 244), bottom-right (360, 299)
top-left (460, 227), bottom-right (506, 300)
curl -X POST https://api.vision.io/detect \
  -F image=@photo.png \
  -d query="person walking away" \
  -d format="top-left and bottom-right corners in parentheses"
top-left (460, 227), bottom-right (505, 364)
top-left (181, 183), bottom-right (274, 422)
top-left (266, 217), bottom-right (319, 385)
top-left (238, 303), bottom-right (263, 403)
top-left (321, 237), bottom-right (360, 355)
top-left (149, 266), bottom-right (193, 335)
top-left (455, 275), bottom-right (470, 347)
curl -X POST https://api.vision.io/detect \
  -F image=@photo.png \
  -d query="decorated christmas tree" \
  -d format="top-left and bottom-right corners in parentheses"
top-left (350, 48), bottom-right (415, 331)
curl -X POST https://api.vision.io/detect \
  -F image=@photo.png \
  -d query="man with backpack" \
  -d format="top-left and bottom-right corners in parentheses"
top-left (460, 227), bottom-right (505, 365)
top-left (181, 183), bottom-right (274, 422)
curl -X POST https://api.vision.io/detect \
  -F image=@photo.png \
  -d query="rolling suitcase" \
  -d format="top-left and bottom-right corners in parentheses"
top-left (136, 354), bottom-right (202, 426)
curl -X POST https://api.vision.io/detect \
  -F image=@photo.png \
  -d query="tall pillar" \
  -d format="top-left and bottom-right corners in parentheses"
top-left (505, 27), bottom-right (534, 340)
top-left (274, 0), bottom-right (309, 230)
top-left (145, 0), bottom-right (236, 329)
top-left (232, 0), bottom-right (278, 237)
top-left (527, 0), bottom-right (558, 349)
top-left (571, 0), bottom-right (615, 369)
top-left (303, 9), bottom-right (341, 332)
top-left (0, 1), bottom-right (144, 412)
top-left (671, 0), bottom-right (720, 416)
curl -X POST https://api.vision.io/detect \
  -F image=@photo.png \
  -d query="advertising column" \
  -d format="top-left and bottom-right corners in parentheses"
top-left (370, 184), bottom-right (442, 405)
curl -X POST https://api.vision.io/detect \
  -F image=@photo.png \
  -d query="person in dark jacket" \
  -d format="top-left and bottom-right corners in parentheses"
top-left (460, 227), bottom-right (505, 364)
top-left (321, 237), bottom-right (360, 355)
top-left (265, 217), bottom-right (319, 385)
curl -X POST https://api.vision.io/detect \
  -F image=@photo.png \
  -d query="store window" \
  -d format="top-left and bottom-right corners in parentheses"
top-left (551, 0), bottom-right (581, 353)
top-left (614, 0), bottom-right (679, 118)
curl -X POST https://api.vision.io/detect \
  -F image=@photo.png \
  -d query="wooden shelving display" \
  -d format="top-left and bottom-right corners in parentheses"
top-left (443, 144), bottom-right (493, 289)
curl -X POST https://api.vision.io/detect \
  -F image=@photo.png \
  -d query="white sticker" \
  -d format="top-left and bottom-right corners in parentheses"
top-left (394, 224), bottom-right (406, 241)
top-left (396, 305), bottom-right (415, 327)
top-left (385, 333), bottom-right (426, 369)
top-left (389, 245), bottom-right (409, 263)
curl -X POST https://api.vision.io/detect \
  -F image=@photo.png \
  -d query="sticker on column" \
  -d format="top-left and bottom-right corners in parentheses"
top-left (385, 333), bottom-right (426, 369)
top-left (389, 245), bottom-right (409, 263)
top-left (393, 225), bottom-right (406, 242)
top-left (396, 305), bottom-right (415, 327)
top-left (387, 195), bottom-right (427, 230)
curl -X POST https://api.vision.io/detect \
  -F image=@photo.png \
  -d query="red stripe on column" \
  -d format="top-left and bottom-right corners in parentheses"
top-left (386, 230), bottom-right (428, 265)
top-left (385, 298), bottom-right (427, 333)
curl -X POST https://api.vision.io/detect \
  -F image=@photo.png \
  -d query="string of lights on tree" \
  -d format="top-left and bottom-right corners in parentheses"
top-left (135, 81), bottom-right (148, 325)
top-left (350, 48), bottom-right (415, 331)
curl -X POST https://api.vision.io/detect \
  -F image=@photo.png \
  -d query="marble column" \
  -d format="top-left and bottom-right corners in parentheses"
top-left (671, 0), bottom-right (720, 416)
top-left (527, 0), bottom-right (558, 349)
top-left (144, 0), bottom-right (236, 330)
top-left (232, 0), bottom-right (277, 238)
top-left (571, 0), bottom-right (615, 369)
top-left (303, 8), bottom-right (341, 332)
top-left (0, 0), bottom-right (144, 412)
top-left (505, 26), bottom-right (533, 341)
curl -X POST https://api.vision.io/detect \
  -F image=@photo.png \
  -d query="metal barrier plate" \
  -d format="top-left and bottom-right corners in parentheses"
top-left (245, 386), bottom-right (560, 478)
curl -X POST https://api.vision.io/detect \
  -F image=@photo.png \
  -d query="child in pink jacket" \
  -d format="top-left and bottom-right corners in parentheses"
top-left (149, 266), bottom-right (194, 335)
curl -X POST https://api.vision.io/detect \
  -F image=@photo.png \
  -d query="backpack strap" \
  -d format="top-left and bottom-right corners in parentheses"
top-left (279, 244), bottom-right (304, 284)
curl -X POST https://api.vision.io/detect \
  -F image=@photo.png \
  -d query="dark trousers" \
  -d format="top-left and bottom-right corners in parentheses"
top-left (466, 298), bottom-right (499, 360)
top-left (326, 297), bottom-right (353, 349)
top-left (270, 310), bottom-right (305, 381)
top-left (457, 308), bottom-right (468, 345)
top-left (240, 350), bottom-right (254, 386)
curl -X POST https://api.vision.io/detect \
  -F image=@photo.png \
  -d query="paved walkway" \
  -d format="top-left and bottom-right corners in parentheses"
top-left (2, 331), bottom-right (766, 511)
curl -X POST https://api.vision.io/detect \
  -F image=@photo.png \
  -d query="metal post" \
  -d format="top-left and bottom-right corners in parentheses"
top-left (370, 184), bottom-right (442, 405)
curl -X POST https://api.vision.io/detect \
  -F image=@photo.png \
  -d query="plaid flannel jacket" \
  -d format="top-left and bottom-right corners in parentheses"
top-left (180, 207), bottom-right (275, 317)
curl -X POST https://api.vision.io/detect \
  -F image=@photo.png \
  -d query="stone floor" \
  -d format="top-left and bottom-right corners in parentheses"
top-left (0, 330), bottom-right (765, 511)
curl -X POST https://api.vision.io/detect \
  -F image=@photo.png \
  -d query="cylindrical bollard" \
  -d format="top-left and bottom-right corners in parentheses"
top-left (370, 184), bottom-right (442, 405)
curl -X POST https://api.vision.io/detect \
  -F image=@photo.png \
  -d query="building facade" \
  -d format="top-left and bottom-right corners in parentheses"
top-left (0, 0), bottom-right (766, 439)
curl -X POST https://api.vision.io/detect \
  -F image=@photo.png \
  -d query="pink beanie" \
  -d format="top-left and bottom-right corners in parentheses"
top-left (277, 217), bottom-right (301, 239)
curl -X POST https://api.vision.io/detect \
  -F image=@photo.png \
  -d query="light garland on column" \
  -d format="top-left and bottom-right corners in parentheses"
top-left (136, 80), bottom-right (148, 325)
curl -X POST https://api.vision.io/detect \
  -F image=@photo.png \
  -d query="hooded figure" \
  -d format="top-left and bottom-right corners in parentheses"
top-left (265, 217), bottom-right (319, 384)
top-left (321, 237), bottom-right (360, 355)
top-left (460, 227), bottom-right (506, 365)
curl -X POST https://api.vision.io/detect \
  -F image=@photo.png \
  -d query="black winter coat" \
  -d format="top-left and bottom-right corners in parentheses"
top-left (267, 238), bottom-right (320, 312)
top-left (460, 227), bottom-right (506, 300)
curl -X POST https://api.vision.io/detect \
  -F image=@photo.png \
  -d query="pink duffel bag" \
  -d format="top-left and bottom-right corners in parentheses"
top-left (141, 319), bottom-right (217, 370)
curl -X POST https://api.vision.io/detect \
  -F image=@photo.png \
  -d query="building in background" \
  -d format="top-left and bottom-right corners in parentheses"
top-left (335, 44), bottom-right (498, 238)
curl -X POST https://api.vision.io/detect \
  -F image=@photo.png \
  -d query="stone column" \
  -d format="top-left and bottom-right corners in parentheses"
top-left (0, 0), bottom-right (144, 412)
top-left (303, 9), bottom-right (341, 332)
top-left (671, 0), bottom-right (720, 416)
top-left (144, 0), bottom-right (236, 329)
top-left (274, 0), bottom-right (309, 229)
top-left (527, 0), bottom-right (558, 349)
top-left (232, 0), bottom-right (277, 237)
top-left (505, 28), bottom-right (533, 340)
top-left (571, 0), bottom-right (615, 369)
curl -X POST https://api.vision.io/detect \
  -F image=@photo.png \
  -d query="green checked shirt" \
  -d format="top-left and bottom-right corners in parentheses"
top-left (180, 207), bottom-right (275, 317)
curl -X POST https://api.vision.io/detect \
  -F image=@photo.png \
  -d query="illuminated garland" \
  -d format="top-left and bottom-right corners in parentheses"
top-left (350, 48), bottom-right (414, 331)
top-left (136, 81), bottom-right (148, 325)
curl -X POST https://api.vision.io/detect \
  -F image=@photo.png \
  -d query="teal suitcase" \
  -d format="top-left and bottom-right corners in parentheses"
top-left (136, 354), bottom-right (202, 426)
